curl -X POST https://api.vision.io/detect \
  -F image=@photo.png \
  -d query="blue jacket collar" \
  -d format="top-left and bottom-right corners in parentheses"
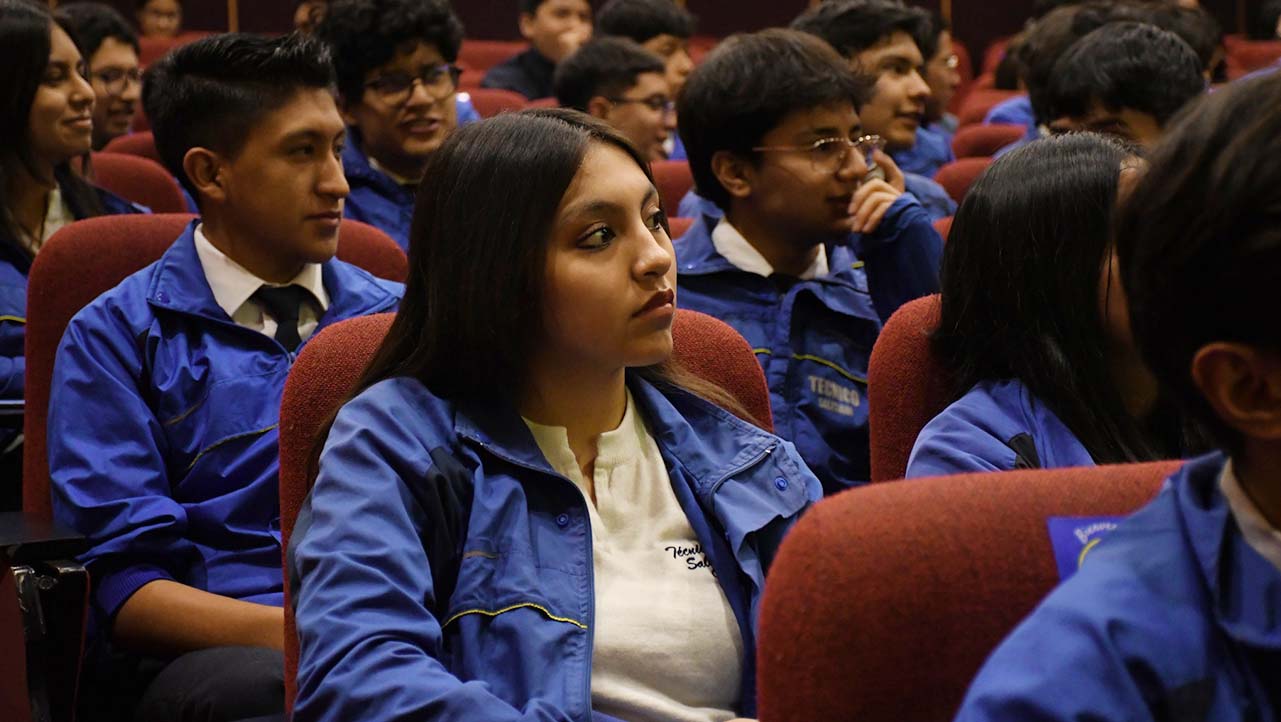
top-left (1178, 451), bottom-right (1281, 650)
top-left (147, 220), bottom-right (400, 325)
top-left (677, 213), bottom-right (863, 281)
top-left (341, 129), bottom-right (409, 199)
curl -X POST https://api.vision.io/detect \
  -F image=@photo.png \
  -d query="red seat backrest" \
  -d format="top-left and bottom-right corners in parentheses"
top-left (90, 152), bottom-right (186, 213)
top-left (457, 40), bottom-right (526, 71)
top-left (467, 88), bottom-right (530, 118)
top-left (278, 308), bottom-right (773, 710)
top-left (23, 215), bottom-right (406, 520)
top-left (981, 35), bottom-right (1012, 75)
top-left (651, 160), bottom-right (693, 216)
top-left (934, 157), bottom-right (994, 205)
top-left (102, 131), bottom-right (162, 164)
top-left (1224, 36), bottom-right (1281, 78)
top-left (931, 215), bottom-right (952, 243)
top-left (951, 123), bottom-right (1025, 158)
top-left (667, 216), bottom-right (694, 238)
top-left (137, 31), bottom-right (209, 67)
top-left (757, 459), bottom-right (1181, 722)
top-left (956, 89), bottom-right (1023, 127)
top-left (867, 295), bottom-right (948, 482)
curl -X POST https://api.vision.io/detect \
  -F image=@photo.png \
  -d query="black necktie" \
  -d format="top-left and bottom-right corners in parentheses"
top-left (252, 285), bottom-right (312, 352)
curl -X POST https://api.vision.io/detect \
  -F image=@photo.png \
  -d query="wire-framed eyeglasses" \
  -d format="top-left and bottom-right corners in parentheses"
top-left (752, 134), bottom-right (886, 173)
top-left (364, 63), bottom-right (462, 105)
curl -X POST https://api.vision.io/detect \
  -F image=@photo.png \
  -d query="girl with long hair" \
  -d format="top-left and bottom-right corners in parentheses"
top-left (290, 109), bottom-right (820, 722)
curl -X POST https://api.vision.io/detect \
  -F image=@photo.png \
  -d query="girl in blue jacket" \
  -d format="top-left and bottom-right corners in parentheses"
top-left (906, 133), bottom-right (1188, 478)
top-left (289, 109), bottom-right (822, 722)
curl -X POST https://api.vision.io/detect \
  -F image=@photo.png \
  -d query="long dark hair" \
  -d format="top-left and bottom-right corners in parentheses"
top-left (934, 132), bottom-right (1169, 464)
top-left (0, 0), bottom-right (103, 260)
top-left (353, 108), bottom-right (747, 414)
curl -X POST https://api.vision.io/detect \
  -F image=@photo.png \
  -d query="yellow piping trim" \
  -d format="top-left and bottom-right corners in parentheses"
top-left (0, 315), bottom-right (25, 324)
top-left (443, 603), bottom-right (588, 630)
top-left (791, 354), bottom-right (868, 384)
top-left (752, 348), bottom-right (772, 356)
top-left (850, 261), bottom-right (866, 270)
top-left (1077, 538), bottom-right (1103, 569)
top-left (185, 424), bottom-right (278, 471)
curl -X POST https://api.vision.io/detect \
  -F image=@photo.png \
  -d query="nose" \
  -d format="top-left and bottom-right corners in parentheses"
top-left (673, 49), bottom-right (694, 77)
top-left (70, 70), bottom-right (96, 111)
top-left (837, 142), bottom-right (868, 180)
top-left (404, 79), bottom-right (437, 109)
top-left (907, 68), bottom-right (930, 101)
top-left (122, 76), bottom-right (143, 102)
top-left (634, 219), bottom-right (674, 280)
top-left (319, 149), bottom-right (350, 200)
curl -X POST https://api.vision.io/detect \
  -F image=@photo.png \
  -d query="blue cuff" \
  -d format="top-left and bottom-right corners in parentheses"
top-left (94, 563), bottom-right (174, 621)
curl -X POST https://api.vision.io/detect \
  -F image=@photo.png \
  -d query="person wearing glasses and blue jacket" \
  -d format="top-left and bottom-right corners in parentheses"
top-left (672, 30), bottom-right (942, 495)
top-left (316, 0), bottom-right (468, 252)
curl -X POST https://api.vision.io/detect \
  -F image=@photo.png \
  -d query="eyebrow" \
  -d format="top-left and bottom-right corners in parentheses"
top-left (563, 186), bottom-right (659, 219)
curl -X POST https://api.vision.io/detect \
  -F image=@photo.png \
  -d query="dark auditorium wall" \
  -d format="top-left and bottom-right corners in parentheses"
top-left (65, 0), bottom-right (1246, 67)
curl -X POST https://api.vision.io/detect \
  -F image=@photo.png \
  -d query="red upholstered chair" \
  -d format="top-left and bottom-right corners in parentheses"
top-left (931, 216), bottom-right (952, 243)
top-left (23, 215), bottom-right (405, 522)
top-left (981, 35), bottom-right (1012, 74)
top-left (652, 160), bottom-right (693, 216)
top-left (757, 459), bottom-right (1181, 722)
top-left (468, 88), bottom-right (530, 118)
top-left (688, 35), bottom-right (719, 64)
top-left (867, 294), bottom-right (947, 482)
top-left (458, 40), bottom-right (526, 71)
top-left (277, 308), bottom-right (773, 710)
top-left (524, 96), bottom-right (560, 110)
top-left (0, 555), bottom-right (32, 722)
top-left (668, 216), bottom-right (694, 238)
top-left (90, 153), bottom-right (186, 213)
top-left (934, 157), bottom-right (994, 205)
top-left (101, 131), bottom-right (162, 164)
top-left (956, 89), bottom-right (1022, 127)
top-left (1224, 37), bottom-right (1281, 79)
top-left (137, 32), bottom-right (209, 67)
top-left (951, 123), bottom-right (1025, 158)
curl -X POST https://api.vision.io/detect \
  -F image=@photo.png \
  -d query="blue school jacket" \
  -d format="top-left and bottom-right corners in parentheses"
top-left (0, 184), bottom-right (142, 400)
top-left (674, 198), bottom-right (941, 493)
top-left (341, 131), bottom-right (416, 252)
top-left (953, 451), bottom-right (1281, 722)
top-left (906, 379), bottom-right (1094, 478)
top-left (289, 373), bottom-right (822, 722)
top-left (893, 124), bottom-right (956, 179)
top-left (49, 221), bottom-right (403, 627)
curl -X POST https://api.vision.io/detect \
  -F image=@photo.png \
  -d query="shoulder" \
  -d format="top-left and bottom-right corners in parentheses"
top-left (325, 258), bottom-right (405, 306)
top-left (65, 259), bottom-right (161, 340)
top-left (329, 377), bottom-right (456, 454)
top-left (906, 380), bottom-right (1033, 477)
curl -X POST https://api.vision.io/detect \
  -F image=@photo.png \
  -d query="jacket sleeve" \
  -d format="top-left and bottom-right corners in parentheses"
top-left (291, 391), bottom-right (576, 722)
top-left (856, 194), bottom-right (943, 323)
top-left (0, 274), bottom-right (26, 399)
top-left (904, 399), bottom-right (1019, 479)
top-left (47, 306), bottom-right (189, 621)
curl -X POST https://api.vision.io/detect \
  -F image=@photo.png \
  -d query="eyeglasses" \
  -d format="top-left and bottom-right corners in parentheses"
top-left (605, 95), bottom-right (676, 115)
top-left (92, 67), bottom-right (142, 95)
top-left (753, 134), bottom-right (886, 173)
top-left (364, 64), bottom-right (462, 105)
top-left (944, 54), bottom-right (960, 70)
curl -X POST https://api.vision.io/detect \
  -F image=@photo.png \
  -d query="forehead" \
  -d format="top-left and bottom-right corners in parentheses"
top-left (91, 37), bottom-right (140, 67)
top-left (559, 142), bottom-right (653, 214)
top-left (250, 88), bottom-right (345, 141)
top-left (855, 31), bottom-right (924, 70)
top-left (368, 41), bottom-right (445, 76)
top-left (765, 102), bottom-right (860, 140)
top-left (626, 72), bottom-right (669, 96)
top-left (143, 0), bottom-right (180, 11)
top-left (48, 25), bottom-right (82, 62)
top-left (538, 0), bottom-right (591, 17)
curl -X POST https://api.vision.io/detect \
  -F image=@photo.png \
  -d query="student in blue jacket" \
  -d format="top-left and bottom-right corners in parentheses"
top-left (290, 109), bottom-right (821, 722)
top-left (907, 133), bottom-right (1187, 479)
top-left (49, 33), bottom-right (402, 722)
top-left (0, 1), bottom-right (141, 403)
top-left (954, 70), bottom-right (1281, 722)
top-left (315, 0), bottom-right (466, 252)
top-left (673, 29), bottom-right (942, 493)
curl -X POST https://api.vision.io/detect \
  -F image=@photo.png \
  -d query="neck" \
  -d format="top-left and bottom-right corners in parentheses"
top-left (1233, 442), bottom-right (1281, 531)
top-left (519, 355), bottom-right (628, 481)
top-left (201, 212), bottom-right (304, 284)
top-left (8, 161), bottom-right (57, 241)
top-left (365, 143), bottom-right (427, 185)
top-left (725, 204), bottom-right (822, 277)
top-left (1109, 345), bottom-right (1159, 419)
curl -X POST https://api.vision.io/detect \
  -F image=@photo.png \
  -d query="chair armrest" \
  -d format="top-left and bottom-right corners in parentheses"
top-left (0, 513), bottom-right (86, 566)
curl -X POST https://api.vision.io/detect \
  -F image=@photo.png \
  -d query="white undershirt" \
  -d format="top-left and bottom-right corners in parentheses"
top-left (524, 390), bottom-right (744, 722)
top-left (23, 186), bottom-right (76, 255)
top-left (1219, 459), bottom-right (1281, 573)
top-left (193, 224), bottom-right (329, 342)
top-left (712, 217), bottom-right (829, 280)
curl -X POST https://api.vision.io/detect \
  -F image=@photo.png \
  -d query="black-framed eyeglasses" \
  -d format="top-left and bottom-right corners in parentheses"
top-left (364, 63), bottom-right (462, 105)
top-left (753, 134), bottom-right (886, 173)
top-left (92, 67), bottom-right (143, 95)
top-left (605, 95), bottom-right (676, 115)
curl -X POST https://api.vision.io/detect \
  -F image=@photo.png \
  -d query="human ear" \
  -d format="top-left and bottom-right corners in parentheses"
top-left (183, 148), bottom-right (227, 205)
top-left (518, 12), bottom-right (538, 41)
top-left (710, 150), bottom-right (754, 201)
top-left (1191, 343), bottom-right (1281, 442)
top-left (585, 96), bottom-right (613, 120)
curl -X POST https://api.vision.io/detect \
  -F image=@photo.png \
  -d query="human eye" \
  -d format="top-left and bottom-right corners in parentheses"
top-left (578, 225), bottom-right (616, 250)
top-left (43, 64), bottom-right (67, 84)
top-left (291, 143), bottom-right (317, 159)
top-left (812, 138), bottom-right (844, 160)
top-left (374, 73), bottom-right (411, 93)
top-left (646, 208), bottom-right (667, 233)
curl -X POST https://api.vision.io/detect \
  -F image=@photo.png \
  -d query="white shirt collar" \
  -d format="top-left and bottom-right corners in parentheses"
top-left (1219, 458), bottom-right (1281, 574)
top-left (193, 223), bottom-right (329, 320)
top-left (367, 154), bottom-right (418, 187)
top-left (710, 217), bottom-right (828, 280)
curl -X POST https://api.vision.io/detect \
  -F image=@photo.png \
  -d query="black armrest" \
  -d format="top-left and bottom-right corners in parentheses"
top-left (0, 512), bottom-right (86, 565)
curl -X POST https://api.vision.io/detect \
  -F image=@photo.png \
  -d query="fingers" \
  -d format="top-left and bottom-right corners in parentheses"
top-left (871, 148), bottom-right (906, 193)
top-left (850, 190), bottom-right (897, 234)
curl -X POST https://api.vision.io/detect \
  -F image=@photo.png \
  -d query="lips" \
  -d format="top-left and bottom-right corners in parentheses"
top-left (635, 288), bottom-right (675, 317)
top-left (64, 115), bottom-right (92, 130)
top-left (401, 117), bottom-right (443, 135)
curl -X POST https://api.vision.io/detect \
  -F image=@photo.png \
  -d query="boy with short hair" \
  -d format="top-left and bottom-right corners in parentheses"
top-left (953, 70), bottom-right (1281, 722)
top-left (482, 0), bottom-right (592, 99)
top-left (1045, 22), bottom-right (1205, 147)
top-left (60, 2), bottom-right (142, 150)
top-left (49, 33), bottom-right (402, 722)
top-left (316, 0), bottom-right (466, 251)
top-left (554, 37), bottom-right (674, 161)
top-left (791, 0), bottom-right (956, 220)
top-left (135, 0), bottom-right (181, 39)
top-left (894, 12), bottom-right (959, 177)
top-left (595, 0), bottom-right (696, 102)
top-left (676, 29), bottom-right (943, 494)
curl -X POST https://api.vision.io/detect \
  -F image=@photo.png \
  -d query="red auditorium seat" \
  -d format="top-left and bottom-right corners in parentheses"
top-left (0, 555), bottom-right (32, 722)
top-left (931, 215), bottom-right (952, 242)
top-left (688, 35), bottom-right (718, 64)
top-left (981, 35), bottom-right (1012, 74)
top-left (1224, 36), bottom-right (1281, 79)
top-left (757, 459), bottom-right (1181, 722)
top-left (23, 215), bottom-right (406, 523)
top-left (951, 123), bottom-right (1025, 158)
top-left (457, 40), bottom-right (526, 71)
top-left (651, 160), bottom-right (693, 216)
top-left (102, 131), bottom-right (162, 164)
top-left (667, 216), bottom-right (694, 238)
top-left (956, 89), bottom-right (1023, 127)
top-left (867, 294), bottom-right (947, 482)
top-left (468, 88), bottom-right (530, 118)
top-left (277, 308), bottom-right (773, 710)
top-left (90, 152), bottom-right (186, 213)
top-left (934, 157), bottom-right (994, 205)
top-left (137, 31), bottom-right (209, 67)
top-left (524, 96), bottom-right (560, 110)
